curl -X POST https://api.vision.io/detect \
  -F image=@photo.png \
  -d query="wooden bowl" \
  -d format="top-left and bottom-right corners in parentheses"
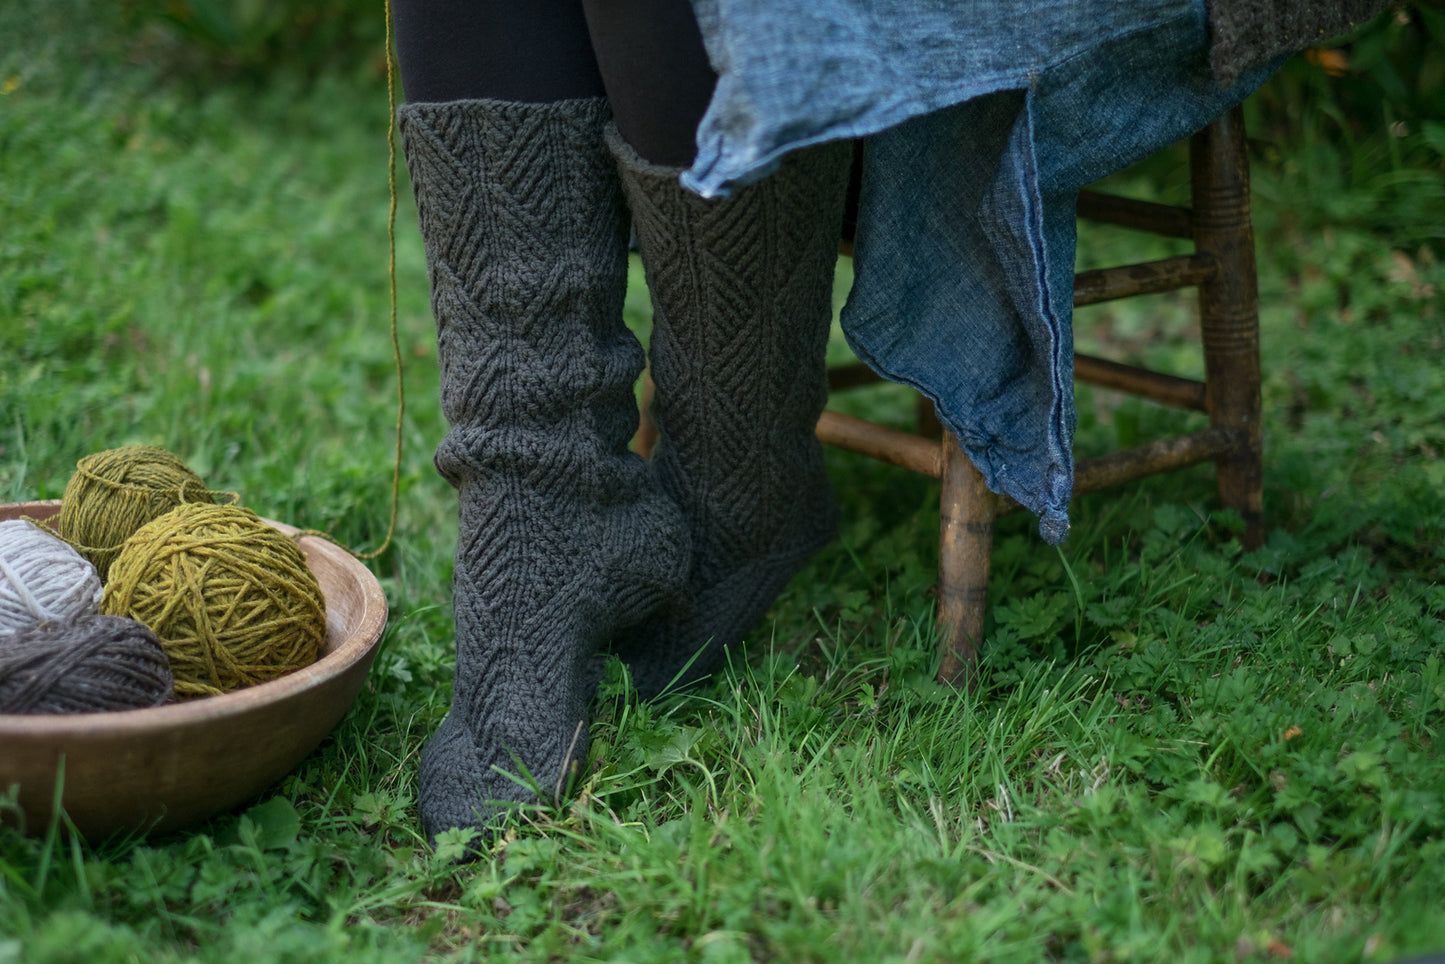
top-left (0, 500), bottom-right (388, 838)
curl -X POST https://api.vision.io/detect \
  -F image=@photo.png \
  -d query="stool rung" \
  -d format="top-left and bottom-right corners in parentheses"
top-left (830, 356), bottom-right (1206, 412)
top-left (1077, 191), bottom-right (1194, 238)
top-left (979, 426), bottom-right (1242, 515)
top-left (816, 409), bottom-right (941, 478)
top-left (1075, 254), bottom-right (1215, 306)
top-left (1073, 425), bottom-right (1242, 495)
top-left (817, 410), bottom-right (1242, 511)
top-left (1074, 354), bottom-right (1207, 410)
top-left (977, 425), bottom-right (1242, 516)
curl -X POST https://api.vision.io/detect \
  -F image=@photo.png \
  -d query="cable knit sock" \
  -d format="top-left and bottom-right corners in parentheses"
top-left (1207, 0), bottom-right (1392, 85)
top-left (608, 130), bottom-right (852, 698)
top-left (398, 97), bottom-right (690, 841)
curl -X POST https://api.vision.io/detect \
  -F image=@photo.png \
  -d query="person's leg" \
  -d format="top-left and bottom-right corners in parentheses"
top-left (392, 0), bottom-right (689, 842)
top-left (580, 0), bottom-right (717, 167)
top-left (610, 134), bottom-right (852, 696)
top-left (585, 1), bottom-right (853, 697)
top-left (392, 0), bottom-right (605, 103)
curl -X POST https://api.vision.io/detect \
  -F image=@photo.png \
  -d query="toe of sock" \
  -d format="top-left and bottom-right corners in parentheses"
top-left (418, 712), bottom-right (531, 846)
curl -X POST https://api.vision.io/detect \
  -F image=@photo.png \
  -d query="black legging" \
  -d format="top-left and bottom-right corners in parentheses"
top-left (391, 0), bottom-right (717, 169)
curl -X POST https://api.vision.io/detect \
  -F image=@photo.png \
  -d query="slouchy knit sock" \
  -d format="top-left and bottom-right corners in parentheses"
top-left (1207, 0), bottom-right (1392, 84)
top-left (398, 97), bottom-right (690, 841)
top-left (608, 128), bottom-right (852, 698)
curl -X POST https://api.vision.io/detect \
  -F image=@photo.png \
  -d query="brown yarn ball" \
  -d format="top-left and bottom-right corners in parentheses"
top-left (100, 503), bottom-right (327, 699)
top-left (58, 445), bottom-right (217, 582)
top-left (0, 614), bottom-right (174, 715)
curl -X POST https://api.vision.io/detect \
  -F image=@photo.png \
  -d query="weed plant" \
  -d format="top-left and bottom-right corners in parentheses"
top-left (2, 3), bottom-right (1443, 962)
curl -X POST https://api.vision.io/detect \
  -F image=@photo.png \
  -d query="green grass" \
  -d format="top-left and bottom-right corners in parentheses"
top-left (3, 5), bottom-right (1445, 962)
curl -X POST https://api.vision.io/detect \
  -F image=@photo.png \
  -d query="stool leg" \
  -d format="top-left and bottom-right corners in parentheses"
top-left (1192, 108), bottom-right (1264, 549)
top-left (937, 432), bottom-right (994, 687)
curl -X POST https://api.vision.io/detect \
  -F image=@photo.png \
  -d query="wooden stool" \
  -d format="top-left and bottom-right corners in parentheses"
top-left (815, 107), bottom-right (1264, 686)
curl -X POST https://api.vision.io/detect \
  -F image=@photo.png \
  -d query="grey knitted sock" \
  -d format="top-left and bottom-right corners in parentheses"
top-left (608, 129), bottom-right (852, 698)
top-left (398, 97), bottom-right (690, 842)
top-left (1208, 0), bottom-right (1392, 85)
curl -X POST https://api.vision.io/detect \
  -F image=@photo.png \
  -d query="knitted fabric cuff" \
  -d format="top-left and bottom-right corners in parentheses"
top-left (1207, 0), bottom-right (1394, 85)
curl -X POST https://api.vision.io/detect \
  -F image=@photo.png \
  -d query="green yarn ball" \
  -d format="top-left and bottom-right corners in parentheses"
top-left (59, 446), bottom-right (217, 583)
top-left (100, 503), bottom-right (327, 699)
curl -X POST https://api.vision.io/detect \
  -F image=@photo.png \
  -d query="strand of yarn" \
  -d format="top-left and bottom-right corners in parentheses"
top-left (58, 446), bottom-right (231, 582)
top-left (374, 0), bottom-right (404, 561)
top-left (0, 518), bottom-right (103, 633)
top-left (101, 503), bottom-right (327, 699)
top-left (290, 4), bottom-right (405, 563)
top-left (0, 614), bottom-right (174, 714)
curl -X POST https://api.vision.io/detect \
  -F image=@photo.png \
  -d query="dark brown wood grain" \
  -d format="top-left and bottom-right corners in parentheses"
top-left (1193, 108), bottom-right (1266, 550)
top-left (937, 435), bottom-right (993, 688)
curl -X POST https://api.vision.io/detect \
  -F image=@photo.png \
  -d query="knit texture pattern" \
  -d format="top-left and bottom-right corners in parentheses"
top-left (100, 503), bottom-right (326, 698)
top-left (0, 519), bottom-right (102, 634)
top-left (1208, 0), bottom-right (1393, 84)
top-left (58, 445), bottom-right (218, 582)
top-left (0, 614), bottom-right (173, 715)
top-left (610, 129), bottom-right (852, 698)
top-left (398, 97), bottom-right (690, 842)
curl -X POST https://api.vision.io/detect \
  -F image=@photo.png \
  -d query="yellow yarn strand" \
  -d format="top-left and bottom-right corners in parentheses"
top-left (365, 0), bottom-right (404, 563)
top-left (296, 2), bottom-right (404, 562)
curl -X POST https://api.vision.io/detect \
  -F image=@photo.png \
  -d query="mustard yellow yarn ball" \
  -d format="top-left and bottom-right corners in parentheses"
top-left (59, 446), bottom-right (216, 582)
top-left (100, 503), bottom-right (327, 699)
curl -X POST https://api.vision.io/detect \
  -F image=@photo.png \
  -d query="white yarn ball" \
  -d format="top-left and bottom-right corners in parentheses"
top-left (0, 518), bottom-right (104, 634)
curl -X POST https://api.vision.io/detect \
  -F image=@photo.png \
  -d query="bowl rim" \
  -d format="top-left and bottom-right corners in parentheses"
top-left (0, 499), bottom-right (388, 735)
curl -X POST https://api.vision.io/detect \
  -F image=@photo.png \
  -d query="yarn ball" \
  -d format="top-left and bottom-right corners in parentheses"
top-left (58, 445), bottom-right (217, 582)
top-left (100, 503), bottom-right (327, 699)
top-left (0, 614), bottom-right (174, 714)
top-left (0, 518), bottom-right (103, 635)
